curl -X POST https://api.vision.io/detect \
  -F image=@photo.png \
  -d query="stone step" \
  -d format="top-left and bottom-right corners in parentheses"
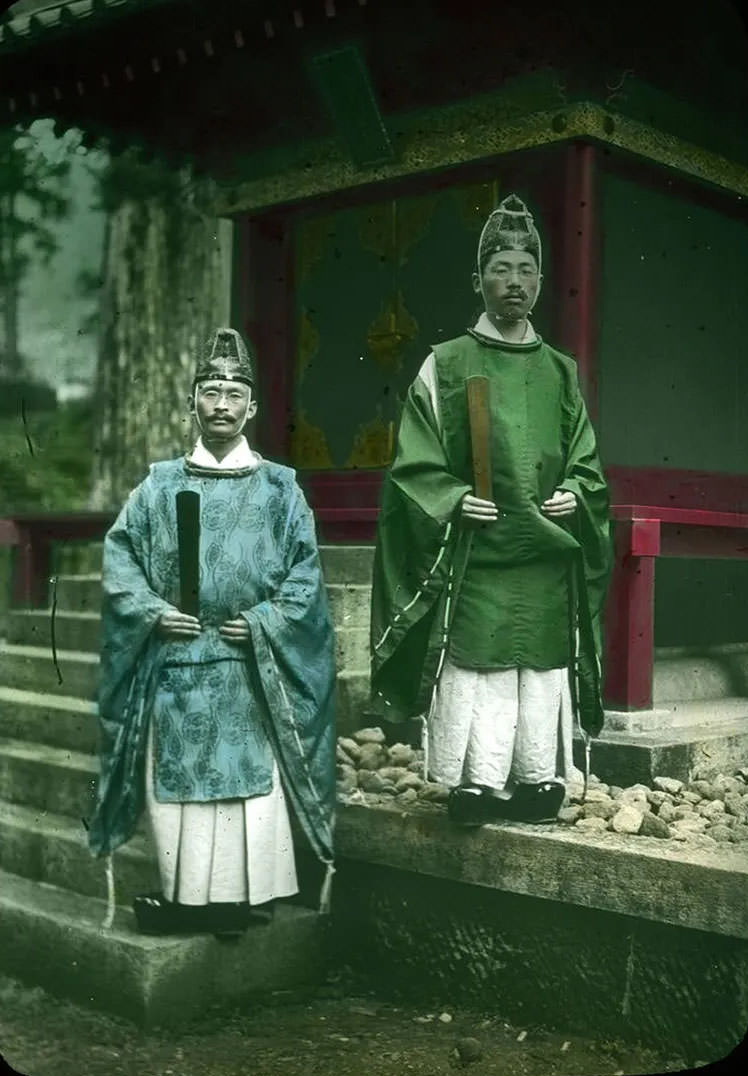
top-left (53, 574), bottom-right (102, 614)
top-left (574, 711), bottom-right (748, 786)
top-left (334, 626), bottom-right (369, 673)
top-left (327, 582), bottom-right (371, 632)
top-left (0, 643), bottom-right (99, 699)
top-left (0, 868), bottom-right (327, 1026)
top-left (0, 737), bottom-right (98, 818)
top-left (335, 669), bottom-right (371, 736)
top-left (653, 645), bottom-right (748, 705)
top-left (0, 686), bottom-right (98, 754)
top-left (0, 798), bottom-right (159, 907)
top-left (6, 609), bottom-right (100, 652)
top-left (55, 542), bottom-right (104, 575)
top-left (319, 544), bottom-right (374, 585)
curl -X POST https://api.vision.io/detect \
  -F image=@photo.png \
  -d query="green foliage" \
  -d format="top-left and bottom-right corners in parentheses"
top-left (0, 125), bottom-right (72, 285)
top-left (0, 398), bottom-right (93, 512)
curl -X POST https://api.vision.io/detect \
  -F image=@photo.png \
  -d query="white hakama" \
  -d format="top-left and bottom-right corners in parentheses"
top-left (145, 724), bottom-right (299, 906)
top-left (427, 660), bottom-right (579, 791)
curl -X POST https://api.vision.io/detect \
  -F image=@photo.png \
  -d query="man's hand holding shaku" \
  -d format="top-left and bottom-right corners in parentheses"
top-left (219, 617), bottom-right (251, 645)
top-left (156, 610), bottom-right (202, 640)
top-left (462, 494), bottom-right (500, 523)
top-left (541, 489), bottom-right (577, 517)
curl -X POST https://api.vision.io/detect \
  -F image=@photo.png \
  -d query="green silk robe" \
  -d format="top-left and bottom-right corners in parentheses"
top-left (370, 329), bottom-right (611, 736)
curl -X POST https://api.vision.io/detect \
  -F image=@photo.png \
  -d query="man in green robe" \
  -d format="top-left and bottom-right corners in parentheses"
top-left (370, 195), bottom-right (610, 825)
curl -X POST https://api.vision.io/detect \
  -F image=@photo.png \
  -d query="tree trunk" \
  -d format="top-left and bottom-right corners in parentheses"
top-left (90, 172), bottom-right (229, 509)
top-left (0, 192), bottom-right (21, 377)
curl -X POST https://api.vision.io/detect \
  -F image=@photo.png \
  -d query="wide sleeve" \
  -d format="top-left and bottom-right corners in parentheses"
top-left (370, 376), bottom-right (471, 723)
top-left (557, 380), bottom-right (612, 624)
top-left (89, 476), bottom-right (171, 857)
top-left (240, 482), bottom-right (336, 869)
top-left (98, 476), bottom-right (172, 721)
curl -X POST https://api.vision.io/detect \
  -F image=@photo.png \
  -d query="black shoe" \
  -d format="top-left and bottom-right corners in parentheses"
top-left (133, 893), bottom-right (194, 935)
top-left (500, 781), bottom-right (566, 823)
top-left (447, 784), bottom-right (500, 826)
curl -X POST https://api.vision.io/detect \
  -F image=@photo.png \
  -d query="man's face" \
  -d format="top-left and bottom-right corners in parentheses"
top-left (473, 249), bottom-right (541, 321)
top-left (192, 379), bottom-right (256, 440)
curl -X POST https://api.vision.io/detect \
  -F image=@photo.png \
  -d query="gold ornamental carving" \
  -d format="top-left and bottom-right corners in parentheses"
top-left (346, 414), bottom-right (395, 469)
top-left (289, 408), bottom-right (334, 469)
top-left (366, 290), bottom-right (419, 374)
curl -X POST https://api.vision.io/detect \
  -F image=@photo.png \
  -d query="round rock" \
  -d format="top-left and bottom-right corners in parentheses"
top-left (353, 727), bottom-right (386, 746)
top-left (653, 776), bottom-right (684, 795)
top-left (358, 771), bottom-right (390, 794)
top-left (396, 773), bottom-right (424, 793)
top-left (699, 799), bottom-right (726, 822)
top-left (456, 1037), bottom-right (483, 1064)
top-left (582, 801), bottom-right (616, 821)
top-left (689, 780), bottom-right (714, 799)
top-left (646, 790), bottom-right (668, 808)
top-left (639, 813), bottom-right (670, 839)
top-left (357, 743), bottom-right (387, 771)
top-left (611, 805), bottom-right (644, 834)
top-left (398, 788), bottom-right (418, 805)
top-left (558, 805), bottom-right (583, 824)
top-left (658, 801), bottom-right (677, 824)
top-left (338, 737), bottom-right (362, 763)
top-left (724, 793), bottom-right (747, 819)
top-left (575, 816), bottom-right (608, 833)
top-left (388, 743), bottom-right (415, 767)
top-left (708, 825), bottom-right (733, 843)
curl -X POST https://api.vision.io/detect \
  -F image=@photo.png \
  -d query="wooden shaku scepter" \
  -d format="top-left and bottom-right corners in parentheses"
top-left (176, 490), bottom-right (201, 618)
top-left (465, 375), bottom-right (492, 501)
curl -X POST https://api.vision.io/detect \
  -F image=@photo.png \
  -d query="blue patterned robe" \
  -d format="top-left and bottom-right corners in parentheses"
top-left (88, 457), bottom-right (336, 873)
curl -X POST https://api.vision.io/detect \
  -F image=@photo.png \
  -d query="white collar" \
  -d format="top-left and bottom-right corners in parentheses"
top-left (474, 311), bottom-right (537, 343)
top-left (188, 435), bottom-right (260, 470)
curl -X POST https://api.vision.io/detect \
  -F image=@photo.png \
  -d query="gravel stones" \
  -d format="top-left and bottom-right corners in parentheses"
top-left (335, 729), bottom-right (748, 857)
top-left (336, 728), bottom-right (441, 807)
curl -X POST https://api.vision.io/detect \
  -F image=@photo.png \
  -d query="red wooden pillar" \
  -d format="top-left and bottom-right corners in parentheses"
top-left (235, 214), bottom-right (296, 463)
top-left (556, 141), bottom-right (600, 420)
top-left (9, 523), bottom-right (52, 608)
top-left (603, 518), bottom-right (661, 710)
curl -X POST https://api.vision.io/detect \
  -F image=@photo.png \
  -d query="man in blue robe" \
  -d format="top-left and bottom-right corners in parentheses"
top-left (89, 328), bottom-right (336, 935)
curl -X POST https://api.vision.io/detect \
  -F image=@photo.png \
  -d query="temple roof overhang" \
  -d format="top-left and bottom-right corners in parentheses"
top-left (1, 0), bottom-right (746, 211)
